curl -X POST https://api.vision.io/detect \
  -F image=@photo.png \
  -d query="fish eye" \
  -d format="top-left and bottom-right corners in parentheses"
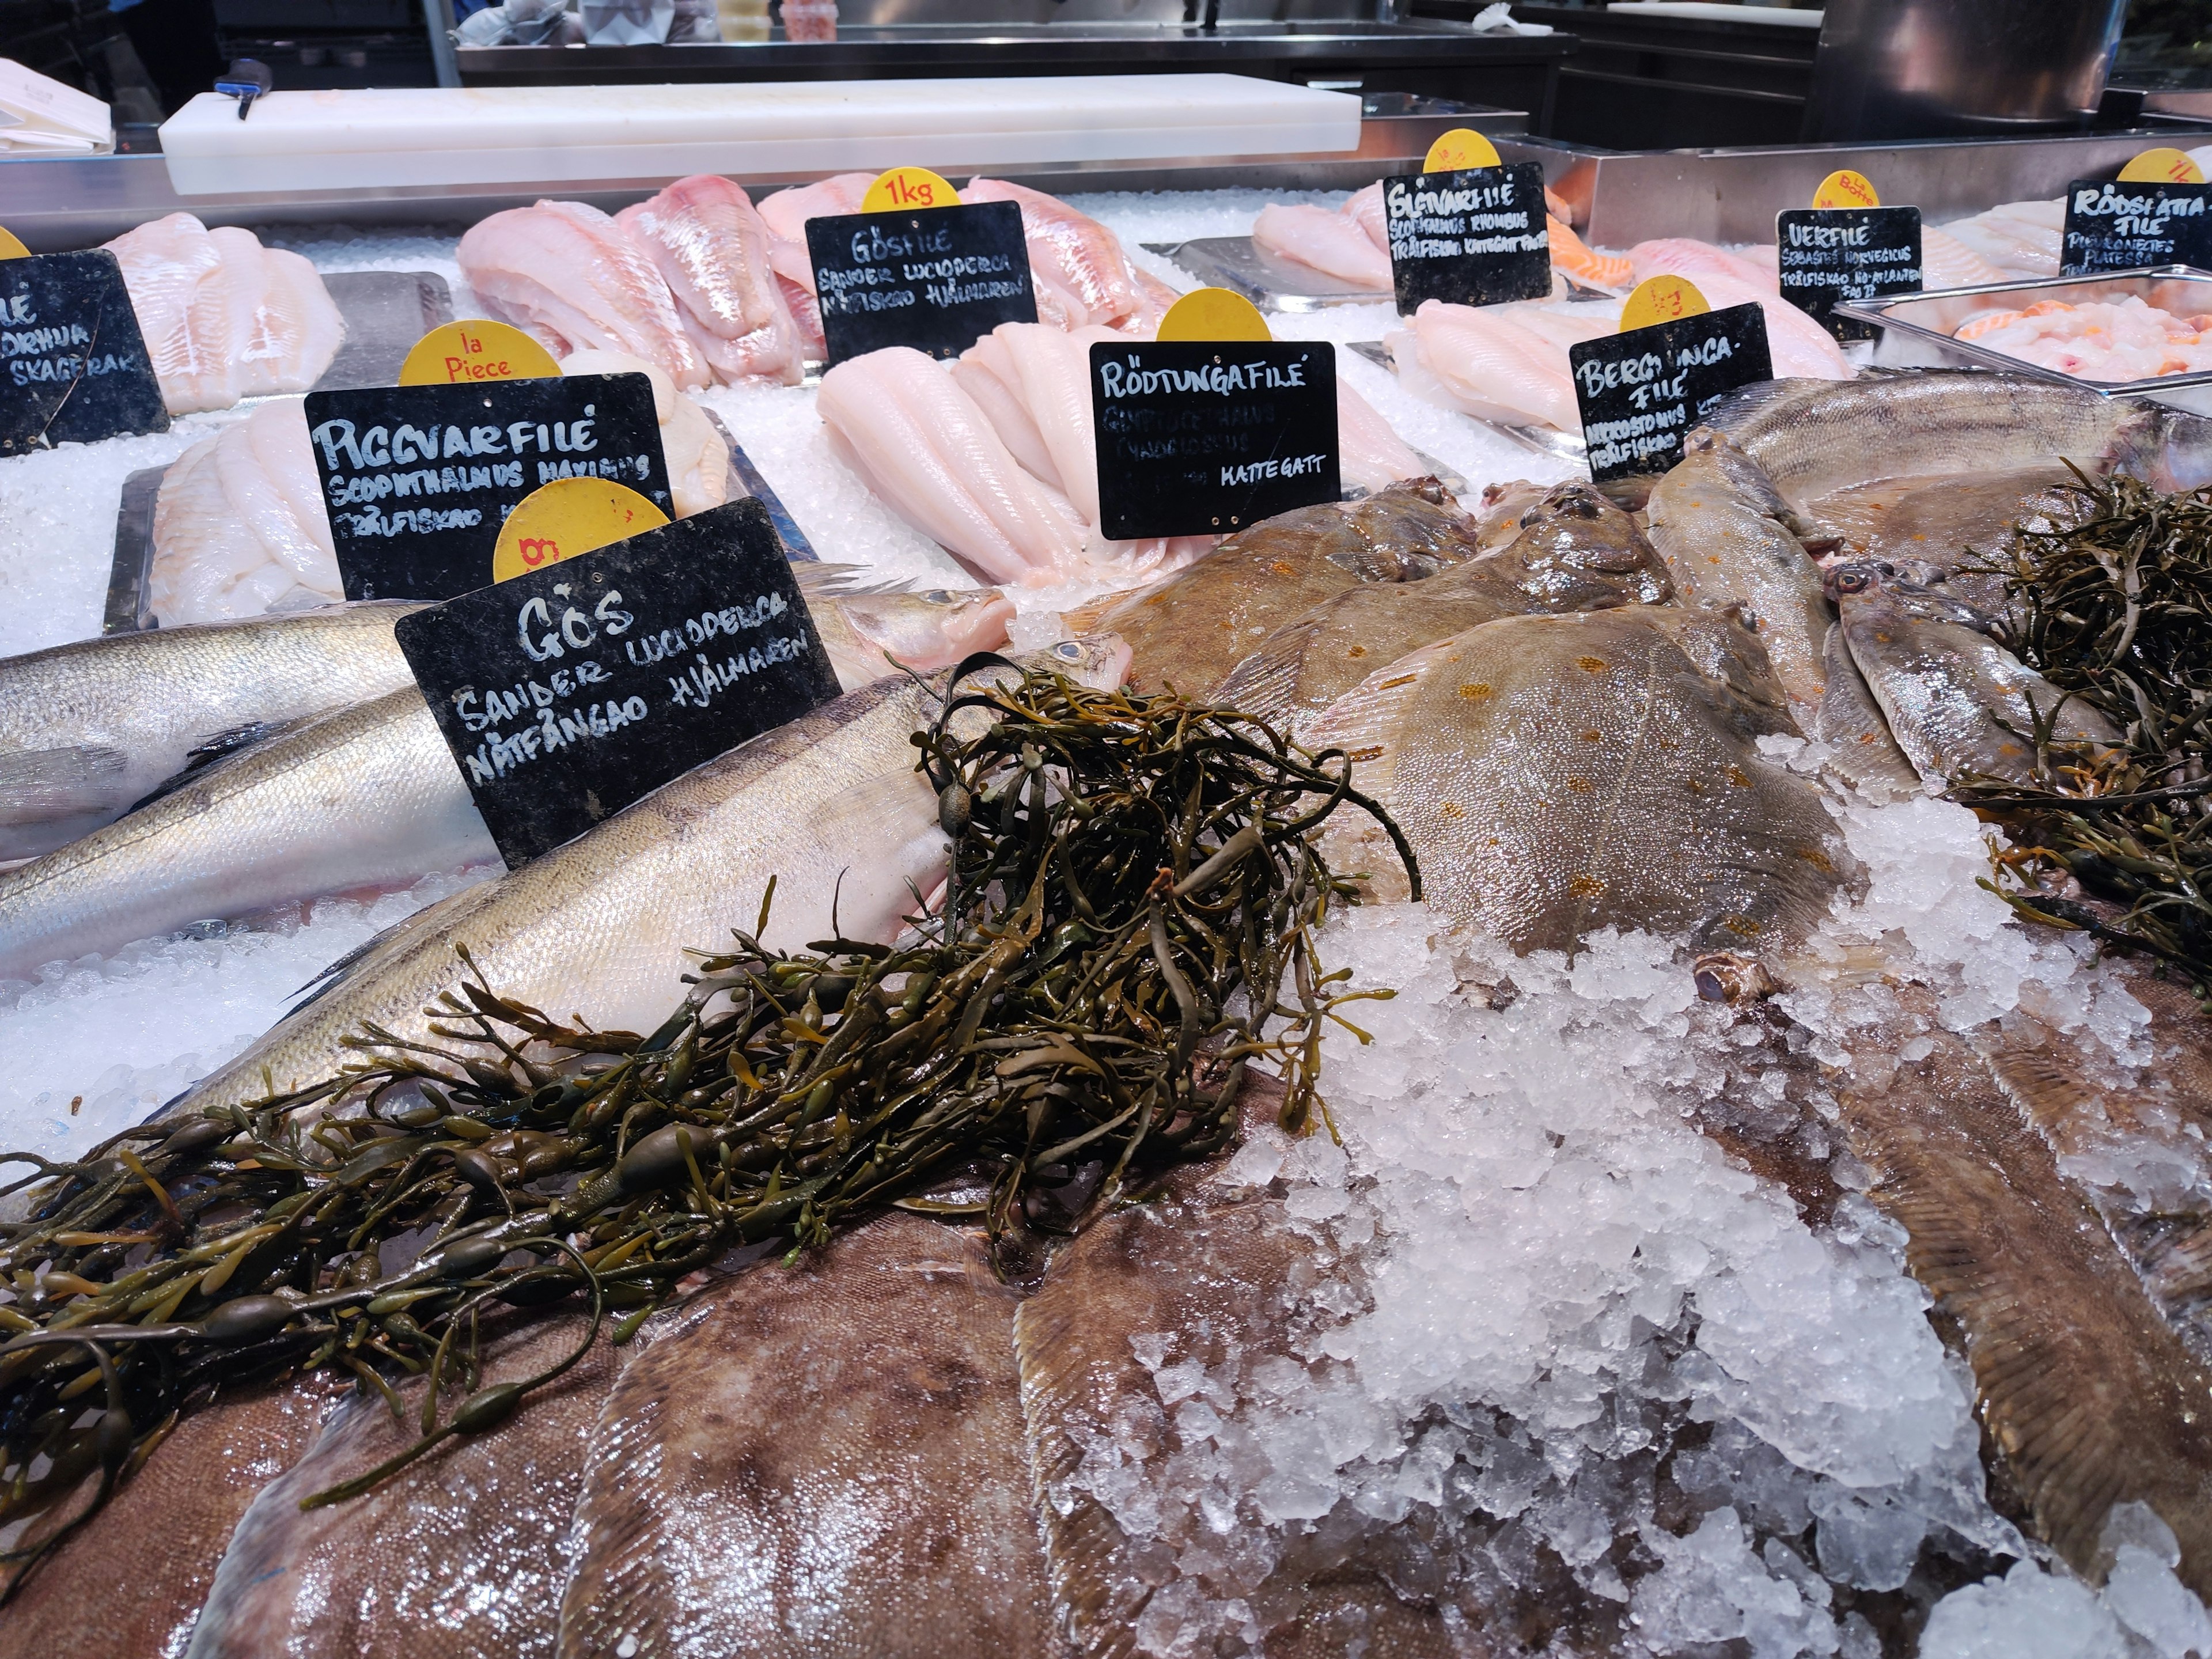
top-left (1053, 641), bottom-right (1084, 660)
top-left (921, 590), bottom-right (954, 603)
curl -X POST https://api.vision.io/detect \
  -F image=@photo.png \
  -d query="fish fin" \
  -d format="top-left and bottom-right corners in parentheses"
top-left (125, 719), bottom-right (312, 814)
top-left (0, 745), bottom-right (130, 826)
top-left (1212, 631), bottom-right (1311, 729)
top-left (1058, 594), bottom-right (1122, 636)
top-left (1845, 1027), bottom-right (2212, 1592)
top-left (793, 562), bottom-right (929, 601)
top-left (285, 884), bottom-right (491, 1016)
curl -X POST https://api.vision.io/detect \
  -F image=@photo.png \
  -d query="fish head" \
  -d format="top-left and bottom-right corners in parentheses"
top-left (1034, 632), bottom-right (1132, 691)
top-left (1499, 482), bottom-right (1675, 607)
top-left (1825, 558), bottom-right (2009, 641)
top-left (1821, 559), bottom-right (1894, 605)
top-left (839, 586), bottom-right (1016, 673)
top-left (1472, 478), bottom-right (1550, 550)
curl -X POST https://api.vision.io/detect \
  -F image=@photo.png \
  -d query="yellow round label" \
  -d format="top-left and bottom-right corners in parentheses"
top-left (1155, 288), bottom-right (1273, 342)
top-left (399, 320), bottom-right (560, 388)
top-left (491, 479), bottom-right (670, 585)
top-left (1423, 128), bottom-right (1502, 175)
top-left (1810, 169), bottom-right (1880, 209)
top-left (0, 227), bottom-right (28, 260)
top-left (861, 166), bottom-right (961, 213)
top-left (1619, 274), bottom-right (1711, 334)
top-left (2118, 147), bottom-right (2206, 185)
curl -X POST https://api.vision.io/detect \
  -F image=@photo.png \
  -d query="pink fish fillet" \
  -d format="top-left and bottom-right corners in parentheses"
top-left (778, 272), bottom-right (826, 359)
top-left (1252, 202), bottom-right (1393, 291)
top-left (1628, 237), bottom-right (1781, 296)
top-left (1677, 268), bottom-right (1853, 380)
top-left (619, 178), bottom-right (805, 386)
top-left (617, 175), bottom-right (778, 337)
top-left (1337, 378), bottom-right (1423, 493)
top-left (961, 177), bottom-right (1149, 331)
top-left (105, 213), bottom-right (230, 415)
top-left (457, 200), bottom-right (708, 389)
top-left (756, 173), bottom-right (875, 244)
top-left (1405, 299), bottom-right (1582, 431)
top-left (817, 346), bottom-right (1089, 587)
top-left (1344, 181), bottom-right (1389, 255)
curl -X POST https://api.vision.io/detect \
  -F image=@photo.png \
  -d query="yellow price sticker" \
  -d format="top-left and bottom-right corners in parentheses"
top-left (1619, 274), bottom-right (1710, 334)
top-left (491, 478), bottom-right (669, 585)
top-left (861, 166), bottom-right (961, 213)
top-left (400, 320), bottom-right (560, 388)
top-left (1423, 128), bottom-right (1502, 175)
top-left (2118, 147), bottom-right (2206, 185)
top-left (1811, 169), bottom-right (1880, 209)
top-left (1155, 288), bottom-right (1272, 342)
top-left (0, 227), bottom-right (28, 260)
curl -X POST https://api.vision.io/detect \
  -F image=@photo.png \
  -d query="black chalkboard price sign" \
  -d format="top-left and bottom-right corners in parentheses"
top-left (1382, 161), bottom-right (1552, 313)
top-left (395, 496), bottom-right (840, 867)
top-left (2061, 179), bottom-right (2212, 275)
top-left (1567, 301), bottom-right (1772, 483)
top-left (305, 372), bottom-right (668, 602)
top-left (1089, 339), bottom-right (1338, 541)
top-left (0, 250), bottom-right (169, 454)
top-left (1775, 206), bottom-right (1922, 340)
top-left (805, 200), bottom-right (1037, 366)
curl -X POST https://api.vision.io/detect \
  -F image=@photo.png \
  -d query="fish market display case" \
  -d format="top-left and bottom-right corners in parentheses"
top-left (0, 84), bottom-right (1512, 251)
top-left (449, 0), bottom-right (1573, 122)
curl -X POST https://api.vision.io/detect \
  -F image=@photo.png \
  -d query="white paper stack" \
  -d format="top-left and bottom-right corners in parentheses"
top-left (0, 58), bottom-right (113, 155)
top-left (156, 75), bottom-right (1361, 196)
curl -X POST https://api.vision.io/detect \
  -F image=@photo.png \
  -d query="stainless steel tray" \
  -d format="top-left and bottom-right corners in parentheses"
top-left (1146, 236), bottom-right (1390, 312)
top-left (313, 271), bottom-right (455, 392)
top-left (1347, 338), bottom-right (1588, 465)
top-left (1836, 264), bottom-right (2212, 415)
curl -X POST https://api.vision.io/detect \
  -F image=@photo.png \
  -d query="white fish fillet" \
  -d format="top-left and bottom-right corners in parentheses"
top-left (559, 349), bottom-right (729, 519)
top-left (457, 201), bottom-right (709, 389)
top-left (817, 346), bottom-right (1089, 588)
top-left (756, 172), bottom-right (874, 245)
top-left (950, 334), bottom-right (1061, 489)
top-left (151, 403), bottom-right (342, 624)
top-left (1923, 225), bottom-right (2011, 289)
top-left (103, 215), bottom-right (343, 415)
top-left (1344, 181), bottom-right (1389, 254)
top-left (1336, 378), bottom-right (1423, 493)
top-left (1396, 300), bottom-right (1582, 431)
top-left (1628, 237), bottom-right (1782, 297)
top-left (1252, 202), bottom-right (1393, 291)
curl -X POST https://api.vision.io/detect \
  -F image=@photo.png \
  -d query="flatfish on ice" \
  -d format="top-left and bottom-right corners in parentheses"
top-left (1306, 607), bottom-right (1844, 955)
top-left (556, 1213), bottom-right (1063, 1658)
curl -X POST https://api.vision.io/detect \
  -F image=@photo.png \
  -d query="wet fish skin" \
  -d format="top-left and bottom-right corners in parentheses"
top-left (0, 603), bottom-right (421, 862)
top-left (1017, 1078), bottom-right (1482, 1657)
top-left (1812, 622), bottom-right (1920, 797)
top-left (1807, 464), bottom-right (2092, 620)
top-left (1307, 607), bottom-right (1841, 955)
top-left (1700, 370), bottom-right (2212, 507)
top-left (185, 1316), bottom-right (613, 1659)
top-left (1836, 1012), bottom-right (2212, 1599)
top-left (0, 1376), bottom-right (343, 1657)
top-left (1645, 428), bottom-right (1832, 710)
top-left (1216, 481), bottom-right (1670, 731)
top-left (1079, 480), bottom-right (1485, 695)
top-left (165, 641), bottom-right (1127, 1118)
top-left (0, 687), bottom-right (498, 983)
top-left (806, 582), bottom-right (1017, 691)
top-left (1827, 560), bottom-right (2118, 789)
top-left (558, 1214), bottom-right (1065, 1658)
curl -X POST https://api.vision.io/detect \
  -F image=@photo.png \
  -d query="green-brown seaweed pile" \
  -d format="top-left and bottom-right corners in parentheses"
top-left (0, 665), bottom-right (1408, 1584)
top-left (1962, 472), bottom-right (2212, 988)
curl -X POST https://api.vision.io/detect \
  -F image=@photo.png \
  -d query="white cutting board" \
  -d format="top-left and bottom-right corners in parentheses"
top-left (158, 75), bottom-right (1361, 196)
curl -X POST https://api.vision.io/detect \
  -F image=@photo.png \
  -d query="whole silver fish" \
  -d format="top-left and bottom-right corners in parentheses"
top-left (1645, 428), bottom-right (1832, 709)
top-left (1702, 370), bottom-right (2212, 508)
top-left (1306, 606), bottom-right (1843, 955)
top-left (164, 639), bottom-right (1127, 1118)
top-left (0, 689), bottom-right (497, 983)
top-left (0, 604), bottom-right (419, 862)
top-left (1827, 559), bottom-right (2119, 787)
top-left (804, 578), bottom-right (1017, 691)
